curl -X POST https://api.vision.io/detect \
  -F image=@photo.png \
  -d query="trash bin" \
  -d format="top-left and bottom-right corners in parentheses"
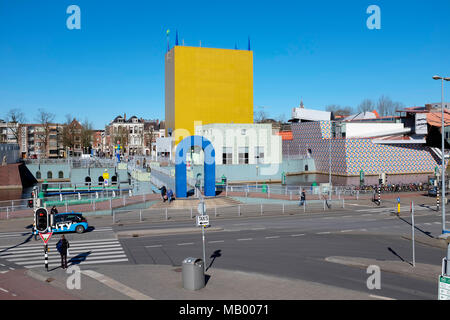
top-left (182, 257), bottom-right (205, 290)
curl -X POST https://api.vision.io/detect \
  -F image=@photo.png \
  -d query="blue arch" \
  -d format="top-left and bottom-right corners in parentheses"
top-left (175, 135), bottom-right (216, 198)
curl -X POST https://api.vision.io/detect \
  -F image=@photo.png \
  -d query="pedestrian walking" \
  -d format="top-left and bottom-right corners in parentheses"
top-left (299, 191), bottom-right (306, 206)
top-left (50, 205), bottom-right (58, 215)
top-left (56, 235), bottom-right (70, 269)
top-left (167, 189), bottom-right (174, 203)
top-left (159, 185), bottom-right (167, 202)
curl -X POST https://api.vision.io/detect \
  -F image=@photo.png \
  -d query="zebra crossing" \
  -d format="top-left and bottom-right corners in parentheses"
top-left (0, 237), bottom-right (128, 269)
top-left (0, 227), bottom-right (114, 239)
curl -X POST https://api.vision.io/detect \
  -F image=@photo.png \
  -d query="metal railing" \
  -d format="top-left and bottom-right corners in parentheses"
top-left (111, 199), bottom-right (349, 224)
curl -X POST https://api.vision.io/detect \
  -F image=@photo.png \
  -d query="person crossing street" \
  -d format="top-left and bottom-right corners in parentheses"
top-left (56, 235), bottom-right (70, 269)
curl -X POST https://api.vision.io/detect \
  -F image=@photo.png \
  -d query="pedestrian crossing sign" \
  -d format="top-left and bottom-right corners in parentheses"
top-left (39, 232), bottom-right (53, 245)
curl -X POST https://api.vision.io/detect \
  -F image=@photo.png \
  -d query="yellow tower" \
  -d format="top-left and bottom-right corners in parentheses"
top-left (165, 46), bottom-right (254, 144)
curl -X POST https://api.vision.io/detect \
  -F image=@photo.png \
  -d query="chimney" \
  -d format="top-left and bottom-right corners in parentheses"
top-left (124, 113), bottom-right (126, 121)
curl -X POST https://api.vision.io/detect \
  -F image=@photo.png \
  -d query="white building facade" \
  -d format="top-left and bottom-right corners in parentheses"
top-left (194, 123), bottom-right (282, 165)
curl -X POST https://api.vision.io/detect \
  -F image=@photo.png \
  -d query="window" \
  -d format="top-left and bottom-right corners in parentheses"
top-left (255, 146), bottom-right (264, 164)
top-left (36, 171), bottom-right (41, 179)
top-left (47, 171), bottom-right (52, 179)
top-left (238, 147), bottom-right (249, 164)
top-left (58, 171), bottom-right (64, 179)
top-left (222, 147), bottom-right (232, 164)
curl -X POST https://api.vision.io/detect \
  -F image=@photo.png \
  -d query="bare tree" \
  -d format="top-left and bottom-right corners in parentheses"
top-left (357, 99), bottom-right (375, 113)
top-left (62, 114), bottom-right (76, 152)
top-left (81, 118), bottom-right (93, 153)
top-left (5, 108), bottom-right (26, 142)
top-left (325, 104), bottom-right (353, 117)
top-left (376, 95), bottom-right (404, 117)
top-left (35, 109), bottom-right (55, 157)
top-left (254, 110), bottom-right (268, 123)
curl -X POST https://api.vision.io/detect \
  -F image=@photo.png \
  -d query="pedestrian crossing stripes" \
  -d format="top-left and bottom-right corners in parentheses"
top-left (0, 238), bottom-right (128, 269)
top-left (0, 227), bottom-right (113, 239)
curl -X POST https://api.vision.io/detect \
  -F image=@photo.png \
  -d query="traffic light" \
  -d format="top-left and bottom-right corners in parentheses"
top-left (35, 208), bottom-right (49, 233)
top-left (28, 199), bottom-right (33, 208)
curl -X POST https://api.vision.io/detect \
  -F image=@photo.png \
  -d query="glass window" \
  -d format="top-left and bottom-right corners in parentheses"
top-left (47, 171), bottom-right (52, 179)
top-left (238, 147), bottom-right (249, 164)
top-left (255, 146), bottom-right (264, 164)
top-left (222, 147), bottom-right (232, 164)
top-left (36, 171), bottom-right (41, 179)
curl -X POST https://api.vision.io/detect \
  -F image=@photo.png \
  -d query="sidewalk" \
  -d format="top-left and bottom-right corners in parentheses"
top-left (27, 264), bottom-right (377, 300)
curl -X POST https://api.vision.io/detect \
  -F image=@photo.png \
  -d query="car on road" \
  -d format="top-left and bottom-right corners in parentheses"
top-left (33, 212), bottom-right (89, 235)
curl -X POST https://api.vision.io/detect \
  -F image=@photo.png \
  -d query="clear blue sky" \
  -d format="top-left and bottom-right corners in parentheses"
top-left (1, 0), bottom-right (449, 129)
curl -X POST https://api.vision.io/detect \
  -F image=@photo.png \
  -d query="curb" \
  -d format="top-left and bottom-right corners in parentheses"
top-left (401, 235), bottom-right (449, 249)
top-left (116, 227), bottom-right (224, 238)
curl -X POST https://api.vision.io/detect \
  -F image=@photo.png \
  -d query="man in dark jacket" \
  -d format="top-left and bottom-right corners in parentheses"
top-left (56, 235), bottom-right (70, 269)
top-left (50, 206), bottom-right (58, 215)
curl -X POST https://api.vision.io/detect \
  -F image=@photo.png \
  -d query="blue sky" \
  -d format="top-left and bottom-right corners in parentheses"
top-left (1, 0), bottom-right (450, 129)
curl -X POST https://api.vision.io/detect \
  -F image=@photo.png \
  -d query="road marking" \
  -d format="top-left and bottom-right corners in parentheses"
top-left (359, 229), bottom-right (368, 232)
top-left (434, 222), bottom-right (440, 225)
top-left (251, 228), bottom-right (266, 230)
top-left (237, 238), bottom-right (252, 241)
top-left (342, 216), bottom-right (352, 218)
top-left (24, 258), bottom-right (129, 268)
top-left (290, 234), bottom-right (305, 237)
top-left (145, 245), bottom-right (162, 248)
top-left (0, 263), bottom-right (4, 267)
top-left (424, 223), bottom-right (432, 226)
top-left (81, 270), bottom-right (153, 300)
top-left (0, 271), bottom-right (8, 274)
top-left (208, 240), bottom-right (224, 243)
top-left (177, 242), bottom-right (194, 246)
top-left (316, 232), bottom-right (331, 235)
top-left (0, 288), bottom-right (8, 293)
top-left (369, 294), bottom-right (396, 300)
top-left (265, 236), bottom-right (280, 239)
top-left (340, 230), bottom-right (354, 233)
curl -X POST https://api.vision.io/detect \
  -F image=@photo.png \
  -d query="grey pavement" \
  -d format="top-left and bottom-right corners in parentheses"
top-left (27, 263), bottom-right (379, 300)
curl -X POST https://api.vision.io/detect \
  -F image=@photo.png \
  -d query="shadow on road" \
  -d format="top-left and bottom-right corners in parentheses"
top-left (397, 216), bottom-right (434, 238)
top-left (388, 247), bottom-right (413, 266)
top-left (206, 249), bottom-right (222, 272)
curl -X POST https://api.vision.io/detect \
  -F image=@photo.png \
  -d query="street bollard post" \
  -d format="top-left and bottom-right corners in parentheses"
top-left (261, 203), bottom-right (263, 216)
top-left (343, 198), bottom-right (345, 209)
top-left (282, 203), bottom-right (285, 214)
top-left (238, 205), bottom-right (241, 216)
top-left (215, 206), bottom-right (217, 217)
top-left (190, 208), bottom-right (193, 219)
top-left (165, 208), bottom-right (168, 220)
top-left (6, 207), bottom-right (9, 220)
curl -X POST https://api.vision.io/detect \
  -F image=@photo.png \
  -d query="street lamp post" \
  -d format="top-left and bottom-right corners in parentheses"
top-left (433, 75), bottom-right (450, 236)
top-left (329, 121), bottom-right (332, 199)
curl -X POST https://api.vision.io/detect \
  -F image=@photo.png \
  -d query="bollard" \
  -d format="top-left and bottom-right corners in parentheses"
top-left (356, 190), bottom-right (359, 200)
top-left (140, 209), bottom-right (142, 222)
top-left (304, 201), bottom-right (306, 213)
top-left (343, 198), bottom-right (345, 209)
top-left (261, 203), bottom-right (263, 216)
top-left (268, 186), bottom-right (270, 198)
top-left (165, 208), bottom-right (168, 220)
top-left (113, 211), bottom-right (115, 223)
top-left (93, 200), bottom-right (96, 211)
top-left (238, 205), bottom-right (241, 216)
top-left (215, 206), bottom-right (217, 217)
top-left (226, 185), bottom-right (228, 196)
top-left (65, 201), bottom-right (68, 212)
top-left (123, 196), bottom-right (125, 206)
top-left (282, 203), bottom-right (285, 214)
top-left (110, 198), bottom-right (112, 209)
top-left (6, 207), bottom-right (9, 220)
top-left (290, 191), bottom-right (292, 201)
top-left (323, 200), bottom-right (326, 211)
top-left (190, 208), bottom-right (193, 219)
top-left (11, 201), bottom-right (14, 212)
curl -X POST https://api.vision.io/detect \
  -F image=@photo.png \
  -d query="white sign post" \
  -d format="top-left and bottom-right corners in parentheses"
top-left (196, 201), bottom-right (207, 272)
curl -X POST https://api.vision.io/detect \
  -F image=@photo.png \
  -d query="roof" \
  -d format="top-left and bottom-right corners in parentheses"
top-left (276, 131), bottom-right (293, 141)
top-left (427, 110), bottom-right (450, 127)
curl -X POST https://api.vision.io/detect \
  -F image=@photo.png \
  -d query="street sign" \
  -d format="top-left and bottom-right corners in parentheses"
top-left (196, 215), bottom-right (209, 227)
top-left (197, 202), bottom-right (206, 215)
top-left (103, 172), bottom-right (109, 180)
top-left (104, 179), bottom-right (109, 186)
top-left (439, 275), bottom-right (450, 300)
top-left (397, 197), bottom-right (400, 203)
top-left (39, 232), bottom-right (53, 245)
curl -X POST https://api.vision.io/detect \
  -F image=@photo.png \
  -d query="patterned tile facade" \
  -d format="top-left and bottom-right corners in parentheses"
top-left (283, 121), bottom-right (444, 176)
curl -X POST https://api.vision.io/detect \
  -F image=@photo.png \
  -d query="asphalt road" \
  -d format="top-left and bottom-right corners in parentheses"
top-left (0, 201), bottom-right (448, 299)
